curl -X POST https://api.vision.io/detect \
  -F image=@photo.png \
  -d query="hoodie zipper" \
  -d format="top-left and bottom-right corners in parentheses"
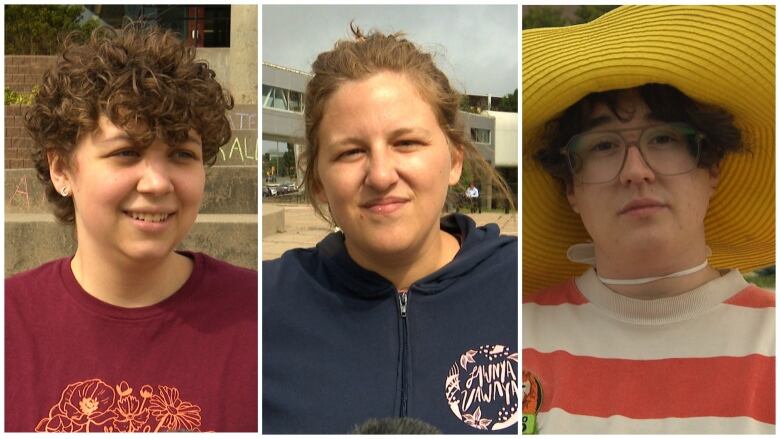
top-left (397, 289), bottom-right (409, 417)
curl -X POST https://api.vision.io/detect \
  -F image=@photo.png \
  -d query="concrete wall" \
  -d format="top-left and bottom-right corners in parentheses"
top-left (462, 112), bottom-right (496, 164)
top-left (228, 4), bottom-right (258, 106)
top-left (263, 63), bottom-right (310, 93)
top-left (486, 110), bottom-right (518, 167)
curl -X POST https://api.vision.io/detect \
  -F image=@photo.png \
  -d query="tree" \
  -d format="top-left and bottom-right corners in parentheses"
top-left (522, 6), bottom-right (567, 30)
top-left (5, 5), bottom-right (100, 55)
top-left (494, 89), bottom-right (518, 112)
top-left (574, 6), bottom-right (618, 24)
top-left (262, 152), bottom-right (273, 180)
top-left (281, 143), bottom-right (296, 178)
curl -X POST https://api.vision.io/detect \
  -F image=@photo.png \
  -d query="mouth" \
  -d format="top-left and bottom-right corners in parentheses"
top-left (619, 198), bottom-right (667, 216)
top-left (124, 211), bottom-right (175, 223)
top-left (360, 197), bottom-right (410, 214)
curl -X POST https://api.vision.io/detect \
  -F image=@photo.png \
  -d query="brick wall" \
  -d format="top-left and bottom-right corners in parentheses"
top-left (5, 55), bottom-right (55, 93)
top-left (5, 56), bottom-right (54, 170)
top-left (5, 105), bottom-right (34, 169)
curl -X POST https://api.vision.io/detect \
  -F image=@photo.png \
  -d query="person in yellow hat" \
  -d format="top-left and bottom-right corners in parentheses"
top-left (522, 5), bottom-right (774, 434)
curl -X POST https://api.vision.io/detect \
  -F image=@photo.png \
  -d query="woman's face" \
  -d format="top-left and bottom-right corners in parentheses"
top-left (566, 90), bottom-right (718, 272)
top-left (315, 71), bottom-right (463, 264)
top-left (53, 116), bottom-right (205, 264)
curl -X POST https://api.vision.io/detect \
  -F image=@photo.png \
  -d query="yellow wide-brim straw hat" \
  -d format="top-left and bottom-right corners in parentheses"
top-left (523, 5), bottom-right (775, 295)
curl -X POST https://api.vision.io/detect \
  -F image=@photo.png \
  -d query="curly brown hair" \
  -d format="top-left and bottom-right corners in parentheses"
top-left (301, 24), bottom-right (514, 222)
top-left (535, 83), bottom-right (744, 190)
top-left (25, 21), bottom-right (234, 223)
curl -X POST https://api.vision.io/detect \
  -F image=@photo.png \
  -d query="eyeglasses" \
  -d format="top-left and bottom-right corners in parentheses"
top-left (561, 123), bottom-right (704, 184)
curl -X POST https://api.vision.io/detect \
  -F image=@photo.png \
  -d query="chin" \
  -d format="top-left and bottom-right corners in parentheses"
top-left (119, 242), bottom-right (179, 263)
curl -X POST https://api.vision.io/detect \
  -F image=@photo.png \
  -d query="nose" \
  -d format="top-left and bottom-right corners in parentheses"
top-left (618, 144), bottom-right (656, 184)
top-left (364, 147), bottom-right (399, 191)
top-left (136, 159), bottom-right (174, 196)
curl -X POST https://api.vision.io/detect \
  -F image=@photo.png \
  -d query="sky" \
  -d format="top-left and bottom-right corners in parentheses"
top-left (262, 5), bottom-right (517, 95)
top-left (261, 5), bottom-right (518, 154)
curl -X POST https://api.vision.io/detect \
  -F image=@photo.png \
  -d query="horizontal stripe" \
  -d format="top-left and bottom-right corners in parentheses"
top-left (537, 407), bottom-right (775, 434)
top-left (724, 285), bottom-right (776, 308)
top-left (524, 349), bottom-right (774, 424)
top-left (523, 279), bottom-right (588, 305)
top-left (523, 302), bottom-right (775, 359)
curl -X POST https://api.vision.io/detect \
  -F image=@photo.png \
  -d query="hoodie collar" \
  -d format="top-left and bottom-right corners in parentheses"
top-left (316, 213), bottom-right (507, 298)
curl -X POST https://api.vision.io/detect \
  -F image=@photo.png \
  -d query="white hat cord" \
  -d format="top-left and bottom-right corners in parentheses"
top-left (567, 243), bottom-right (711, 286)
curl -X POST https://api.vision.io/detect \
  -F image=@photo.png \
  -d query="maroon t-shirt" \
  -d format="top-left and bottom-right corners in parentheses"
top-left (5, 252), bottom-right (257, 432)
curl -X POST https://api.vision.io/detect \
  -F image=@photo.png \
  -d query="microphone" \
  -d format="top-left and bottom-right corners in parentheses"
top-left (351, 417), bottom-right (442, 434)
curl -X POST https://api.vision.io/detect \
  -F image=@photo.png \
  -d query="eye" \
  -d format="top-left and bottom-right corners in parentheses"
top-left (172, 149), bottom-right (200, 161)
top-left (336, 148), bottom-right (364, 160)
top-left (651, 135), bottom-right (674, 144)
top-left (589, 141), bottom-right (619, 152)
top-left (396, 139), bottom-right (421, 147)
top-left (111, 148), bottom-right (140, 159)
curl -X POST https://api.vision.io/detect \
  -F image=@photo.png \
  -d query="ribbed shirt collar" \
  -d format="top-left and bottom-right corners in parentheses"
top-left (575, 268), bottom-right (749, 325)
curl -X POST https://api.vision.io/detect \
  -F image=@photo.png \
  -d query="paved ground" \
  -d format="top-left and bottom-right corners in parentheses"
top-left (262, 203), bottom-right (517, 260)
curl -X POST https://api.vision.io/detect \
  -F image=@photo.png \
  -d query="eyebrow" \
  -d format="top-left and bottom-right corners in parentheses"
top-left (97, 132), bottom-right (202, 147)
top-left (327, 127), bottom-right (433, 148)
top-left (583, 112), bottom-right (663, 131)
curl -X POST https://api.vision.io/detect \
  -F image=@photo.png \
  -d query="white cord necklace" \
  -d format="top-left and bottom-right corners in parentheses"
top-left (597, 260), bottom-right (710, 285)
top-left (567, 243), bottom-right (711, 286)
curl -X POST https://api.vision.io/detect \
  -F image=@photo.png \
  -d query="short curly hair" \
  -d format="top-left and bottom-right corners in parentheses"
top-left (25, 22), bottom-right (234, 223)
top-left (534, 83), bottom-right (744, 190)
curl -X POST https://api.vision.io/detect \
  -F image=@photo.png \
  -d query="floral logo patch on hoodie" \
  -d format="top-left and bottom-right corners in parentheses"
top-left (445, 344), bottom-right (519, 430)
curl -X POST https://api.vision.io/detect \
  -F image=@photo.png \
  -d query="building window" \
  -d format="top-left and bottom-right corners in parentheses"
top-left (84, 5), bottom-right (230, 48)
top-left (471, 128), bottom-right (491, 144)
top-left (263, 85), bottom-right (304, 113)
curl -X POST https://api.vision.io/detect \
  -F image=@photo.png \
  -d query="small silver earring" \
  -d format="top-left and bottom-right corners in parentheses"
top-left (60, 186), bottom-right (69, 197)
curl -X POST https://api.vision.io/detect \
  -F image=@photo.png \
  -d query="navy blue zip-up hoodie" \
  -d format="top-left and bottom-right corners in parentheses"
top-left (262, 214), bottom-right (518, 434)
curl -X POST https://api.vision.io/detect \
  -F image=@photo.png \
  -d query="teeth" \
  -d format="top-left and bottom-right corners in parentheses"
top-left (129, 212), bottom-right (169, 222)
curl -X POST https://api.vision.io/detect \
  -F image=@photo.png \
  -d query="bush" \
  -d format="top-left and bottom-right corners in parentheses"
top-left (5, 5), bottom-right (100, 55)
top-left (5, 87), bottom-right (36, 105)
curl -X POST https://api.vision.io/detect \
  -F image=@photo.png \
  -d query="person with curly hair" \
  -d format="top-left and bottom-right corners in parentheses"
top-left (5, 23), bottom-right (257, 432)
top-left (263, 25), bottom-right (518, 433)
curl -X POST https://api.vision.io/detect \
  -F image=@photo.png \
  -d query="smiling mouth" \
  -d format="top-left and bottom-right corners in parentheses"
top-left (125, 211), bottom-right (173, 223)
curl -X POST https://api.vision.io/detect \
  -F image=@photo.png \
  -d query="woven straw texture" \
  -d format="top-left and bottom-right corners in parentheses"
top-left (523, 5), bottom-right (775, 294)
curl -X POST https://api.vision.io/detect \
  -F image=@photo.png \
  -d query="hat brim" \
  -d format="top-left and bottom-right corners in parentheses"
top-left (522, 5), bottom-right (775, 294)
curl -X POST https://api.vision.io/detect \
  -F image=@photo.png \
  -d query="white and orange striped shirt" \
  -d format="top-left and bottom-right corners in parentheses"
top-left (523, 269), bottom-right (775, 434)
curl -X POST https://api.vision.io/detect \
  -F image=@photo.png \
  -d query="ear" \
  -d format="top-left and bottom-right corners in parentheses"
top-left (708, 164), bottom-right (720, 197)
top-left (47, 150), bottom-right (73, 194)
top-left (448, 145), bottom-right (464, 186)
top-left (565, 182), bottom-right (580, 214)
top-left (312, 180), bottom-right (328, 204)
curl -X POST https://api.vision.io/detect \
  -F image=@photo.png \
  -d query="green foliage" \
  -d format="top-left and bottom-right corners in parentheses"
top-left (494, 89), bottom-right (518, 112)
top-left (522, 6), bottom-right (567, 30)
top-left (574, 6), bottom-right (619, 24)
top-left (281, 143), bottom-right (296, 177)
top-left (745, 271), bottom-right (775, 289)
top-left (5, 87), bottom-right (36, 105)
top-left (459, 96), bottom-right (476, 113)
top-left (5, 5), bottom-right (101, 55)
top-left (523, 5), bottom-right (618, 30)
top-left (262, 152), bottom-right (273, 178)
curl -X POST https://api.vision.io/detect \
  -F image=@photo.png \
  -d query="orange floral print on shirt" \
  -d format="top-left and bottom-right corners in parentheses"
top-left (35, 379), bottom-right (204, 432)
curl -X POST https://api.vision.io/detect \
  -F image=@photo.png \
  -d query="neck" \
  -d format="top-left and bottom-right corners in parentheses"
top-left (71, 248), bottom-right (193, 308)
top-left (594, 241), bottom-right (720, 299)
top-left (345, 229), bottom-right (460, 290)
